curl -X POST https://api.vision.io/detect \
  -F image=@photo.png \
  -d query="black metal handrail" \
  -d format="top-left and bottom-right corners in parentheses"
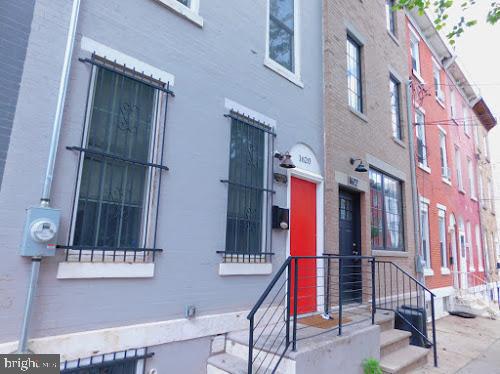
top-left (375, 260), bottom-right (438, 367)
top-left (247, 255), bottom-right (376, 374)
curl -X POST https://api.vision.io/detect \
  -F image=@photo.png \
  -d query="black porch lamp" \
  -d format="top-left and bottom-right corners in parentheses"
top-left (350, 158), bottom-right (368, 173)
top-left (274, 151), bottom-right (296, 169)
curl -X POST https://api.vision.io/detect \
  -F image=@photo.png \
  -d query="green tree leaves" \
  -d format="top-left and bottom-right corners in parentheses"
top-left (394, 0), bottom-right (499, 43)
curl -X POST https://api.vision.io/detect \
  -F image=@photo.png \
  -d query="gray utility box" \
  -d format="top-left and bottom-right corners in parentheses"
top-left (20, 206), bottom-right (61, 257)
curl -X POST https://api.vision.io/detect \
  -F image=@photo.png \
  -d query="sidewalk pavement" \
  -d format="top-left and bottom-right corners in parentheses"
top-left (414, 314), bottom-right (500, 373)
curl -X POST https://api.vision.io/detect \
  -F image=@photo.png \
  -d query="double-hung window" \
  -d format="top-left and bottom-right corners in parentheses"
top-left (439, 131), bottom-right (450, 179)
top-left (484, 135), bottom-right (490, 160)
top-left (479, 173), bottom-right (485, 207)
top-left (466, 222), bottom-right (474, 270)
top-left (438, 208), bottom-right (447, 269)
top-left (488, 178), bottom-right (495, 212)
top-left (415, 110), bottom-right (427, 166)
top-left (455, 147), bottom-right (464, 191)
top-left (420, 199), bottom-right (431, 268)
top-left (433, 62), bottom-right (444, 102)
top-left (268, 0), bottom-right (296, 73)
top-left (224, 113), bottom-right (272, 258)
top-left (390, 76), bottom-right (402, 139)
top-left (467, 157), bottom-right (476, 198)
top-left (450, 90), bottom-right (457, 120)
top-left (67, 59), bottom-right (170, 263)
top-left (476, 225), bottom-right (484, 270)
top-left (370, 169), bottom-right (404, 251)
top-left (385, 0), bottom-right (396, 35)
top-left (463, 106), bottom-right (471, 136)
top-left (410, 31), bottom-right (421, 77)
top-left (347, 35), bottom-right (363, 113)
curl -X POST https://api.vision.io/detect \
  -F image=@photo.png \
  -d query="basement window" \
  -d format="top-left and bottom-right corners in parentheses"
top-left (61, 348), bottom-right (152, 374)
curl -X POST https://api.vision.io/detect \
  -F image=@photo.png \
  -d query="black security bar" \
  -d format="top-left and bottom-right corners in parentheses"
top-left (66, 146), bottom-right (170, 171)
top-left (224, 112), bottom-right (276, 137)
top-left (61, 350), bottom-right (154, 373)
top-left (79, 56), bottom-right (175, 96)
top-left (220, 179), bottom-right (275, 194)
top-left (57, 245), bottom-right (164, 252)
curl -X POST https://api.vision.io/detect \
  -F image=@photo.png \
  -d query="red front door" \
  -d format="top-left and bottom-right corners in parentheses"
top-left (290, 176), bottom-right (317, 315)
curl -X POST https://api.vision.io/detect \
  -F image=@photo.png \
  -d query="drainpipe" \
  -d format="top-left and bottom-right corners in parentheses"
top-left (405, 79), bottom-right (424, 284)
top-left (17, 0), bottom-right (81, 353)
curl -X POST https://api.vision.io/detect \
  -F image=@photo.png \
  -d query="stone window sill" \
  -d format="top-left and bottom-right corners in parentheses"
top-left (412, 69), bottom-right (425, 84)
top-left (418, 163), bottom-right (431, 174)
top-left (57, 262), bottom-right (155, 279)
top-left (442, 177), bottom-right (452, 186)
top-left (349, 107), bottom-right (368, 123)
top-left (441, 267), bottom-right (451, 275)
top-left (219, 262), bottom-right (273, 276)
top-left (392, 137), bottom-right (406, 149)
top-left (372, 250), bottom-right (408, 258)
top-left (155, 0), bottom-right (203, 27)
top-left (424, 268), bottom-right (434, 277)
top-left (264, 57), bottom-right (304, 88)
top-left (387, 31), bottom-right (400, 46)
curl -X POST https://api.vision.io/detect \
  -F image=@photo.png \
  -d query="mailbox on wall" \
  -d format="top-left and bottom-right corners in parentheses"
top-left (272, 206), bottom-right (289, 230)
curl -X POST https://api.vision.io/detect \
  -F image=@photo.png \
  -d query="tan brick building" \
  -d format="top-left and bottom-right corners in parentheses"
top-left (473, 99), bottom-right (498, 282)
top-left (323, 0), bottom-right (418, 274)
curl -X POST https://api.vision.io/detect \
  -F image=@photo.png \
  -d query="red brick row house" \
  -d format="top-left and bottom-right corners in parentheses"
top-left (406, 10), bottom-right (498, 318)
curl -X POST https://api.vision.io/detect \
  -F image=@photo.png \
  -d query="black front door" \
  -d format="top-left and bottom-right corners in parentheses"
top-left (339, 189), bottom-right (362, 304)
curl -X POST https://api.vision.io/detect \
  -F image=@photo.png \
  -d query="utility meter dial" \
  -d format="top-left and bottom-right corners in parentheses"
top-left (30, 219), bottom-right (58, 243)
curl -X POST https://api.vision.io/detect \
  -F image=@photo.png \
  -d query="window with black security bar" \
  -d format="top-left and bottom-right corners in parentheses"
top-left (219, 112), bottom-right (275, 263)
top-left (61, 55), bottom-right (173, 263)
top-left (60, 348), bottom-right (152, 374)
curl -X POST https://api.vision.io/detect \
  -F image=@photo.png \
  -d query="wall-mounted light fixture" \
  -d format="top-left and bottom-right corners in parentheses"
top-left (350, 158), bottom-right (368, 173)
top-left (274, 151), bottom-right (296, 169)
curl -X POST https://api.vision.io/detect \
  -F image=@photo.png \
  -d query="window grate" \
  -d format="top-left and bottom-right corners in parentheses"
top-left (64, 56), bottom-right (173, 263)
top-left (220, 111), bottom-right (274, 262)
top-left (61, 348), bottom-right (152, 374)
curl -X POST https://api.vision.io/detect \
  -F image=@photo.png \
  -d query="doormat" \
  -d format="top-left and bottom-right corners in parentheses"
top-left (298, 314), bottom-right (352, 329)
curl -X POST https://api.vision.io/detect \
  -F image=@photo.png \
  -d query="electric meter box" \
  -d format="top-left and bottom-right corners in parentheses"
top-left (20, 206), bottom-right (61, 257)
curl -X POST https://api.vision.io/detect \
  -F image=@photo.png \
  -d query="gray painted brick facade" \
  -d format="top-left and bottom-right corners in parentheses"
top-left (0, 0), bottom-right (36, 189)
top-left (0, 0), bottom-right (323, 349)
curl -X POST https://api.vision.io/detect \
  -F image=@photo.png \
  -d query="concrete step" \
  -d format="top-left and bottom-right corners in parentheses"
top-left (380, 345), bottom-right (429, 374)
top-left (207, 353), bottom-right (277, 374)
top-left (225, 336), bottom-right (296, 373)
top-left (375, 311), bottom-right (395, 332)
top-left (380, 329), bottom-right (411, 357)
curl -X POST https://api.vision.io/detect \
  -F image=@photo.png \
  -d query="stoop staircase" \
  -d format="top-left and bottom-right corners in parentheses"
top-left (376, 312), bottom-right (430, 374)
top-left (207, 256), bottom-right (437, 374)
top-left (207, 330), bottom-right (289, 374)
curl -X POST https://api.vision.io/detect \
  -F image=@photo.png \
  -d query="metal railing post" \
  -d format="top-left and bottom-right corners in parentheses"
top-left (324, 256), bottom-right (331, 317)
top-left (338, 257), bottom-right (343, 336)
top-left (371, 258), bottom-right (376, 324)
top-left (248, 317), bottom-right (254, 374)
top-left (286, 261), bottom-right (292, 348)
top-left (292, 257), bottom-right (299, 351)
top-left (431, 294), bottom-right (438, 367)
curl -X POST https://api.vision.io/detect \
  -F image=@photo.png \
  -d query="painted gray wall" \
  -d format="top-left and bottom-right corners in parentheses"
top-left (0, 0), bottom-right (323, 342)
top-left (146, 336), bottom-right (212, 374)
top-left (0, 0), bottom-right (35, 189)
